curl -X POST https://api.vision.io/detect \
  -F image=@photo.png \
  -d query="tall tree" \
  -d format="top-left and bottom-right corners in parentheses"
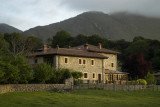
top-left (71, 34), bottom-right (88, 46)
top-left (0, 33), bottom-right (8, 51)
top-left (122, 53), bottom-right (151, 79)
top-left (4, 33), bottom-right (33, 60)
top-left (125, 40), bottom-right (149, 59)
top-left (27, 36), bottom-right (43, 50)
top-left (88, 34), bottom-right (106, 46)
top-left (52, 30), bottom-right (73, 48)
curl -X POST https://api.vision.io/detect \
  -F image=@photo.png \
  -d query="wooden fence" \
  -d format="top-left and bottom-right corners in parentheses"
top-left (73, 83), bottom-right (160, 91)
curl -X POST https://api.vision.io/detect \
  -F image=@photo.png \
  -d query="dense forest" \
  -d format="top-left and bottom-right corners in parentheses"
top-left (49, 30), bottom-right (160, 73)
top-left (0, 31), bottom-right (160, 84)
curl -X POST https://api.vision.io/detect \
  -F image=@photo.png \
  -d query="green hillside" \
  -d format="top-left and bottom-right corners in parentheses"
top-left (23, 11), bottom-right (160, 41)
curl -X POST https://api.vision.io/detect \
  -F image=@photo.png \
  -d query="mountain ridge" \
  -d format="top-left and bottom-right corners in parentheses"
top-left (3, 11), bottom-right (160, 41)
top-left (0, 23), bottom-right (22, 34)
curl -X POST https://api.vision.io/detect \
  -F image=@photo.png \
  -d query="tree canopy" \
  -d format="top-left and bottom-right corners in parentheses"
top-left (122, 53), bottom-right (151, 79)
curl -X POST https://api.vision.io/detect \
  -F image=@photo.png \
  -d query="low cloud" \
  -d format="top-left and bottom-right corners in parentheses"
top-left (0, 0), bottom-right (160, 31)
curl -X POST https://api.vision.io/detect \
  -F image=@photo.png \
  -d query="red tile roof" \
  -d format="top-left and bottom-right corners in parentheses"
top-left (72, 44), bottom-right (120, 54)
top-left (28, 48), bottom-right (108, 59)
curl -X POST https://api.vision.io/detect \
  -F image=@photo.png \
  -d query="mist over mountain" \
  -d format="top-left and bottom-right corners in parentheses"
top-left (21, 11), bottom-right (160, 41)
top-left (0, 23), bottom-right (22, 34)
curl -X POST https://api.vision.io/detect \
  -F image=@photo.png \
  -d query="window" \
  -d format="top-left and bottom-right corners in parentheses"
top-left (84, 73), bottom-right (88, 78)
top-left (65, 58), bottom-right (68, 63)
top-left (83, 59), bottom-right (86, 64)
top-left (93, 73), bottom-right (95, 78)
top-left (34, 59), bottom-right (38, 64)
top-left (79, 59), bottom-right (82, 64)
top-left (111, 63), bottom-right (114, 67)
top-left (117, 75), bottom-right (119, 80)
top-left (91, 60), bottom-right (94, 65)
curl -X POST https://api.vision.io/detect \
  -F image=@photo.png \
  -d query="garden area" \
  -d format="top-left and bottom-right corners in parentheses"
top-left (0, 89), bottom-right (160, 107)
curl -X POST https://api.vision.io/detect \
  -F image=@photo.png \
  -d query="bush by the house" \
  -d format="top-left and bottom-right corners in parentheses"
top-left (0, 56), bottom-right (32, 84)
top-left (145, 72), bottom-right (156, 85)
top-left (74, 79), bottom-right (83, 85)
top-left (33, 63), bottom-right (54, 83)
top-left (137, 79), bottom-right (147, 85)
top-left (49, 68), bottom-right (72, 84)
top-left (71, 71), bottom-right (83, 85)
top-left (71, 71), bottom-right (83, 79)
top-left (156, 77), bottom-right (160, 85)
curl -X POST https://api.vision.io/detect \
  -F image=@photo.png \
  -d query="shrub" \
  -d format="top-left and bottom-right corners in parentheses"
top-left (74, 79), bottom-right (83, 85)
top-left (145, 72), bottom-right (156, 85)
top-left (128, 80), bottom-right (136, 85)
top-left (0, 56), bottom-right (32, 84)
top-left (71, 71), bottom-right (83, 79)
top-left (33, 63), bottom-right (54, 83)
top-left (14, 56), bottom-right (32, 84)
top-left (137, 79), bottom-right (147, 85)
top-left (156, 77), bottom-right (160, 85)
top-left (49, 68), bottom-right (72, 84)
top-left (74, 79), bottom-right (79, 85)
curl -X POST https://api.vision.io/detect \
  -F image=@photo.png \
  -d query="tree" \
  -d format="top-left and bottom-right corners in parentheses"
top-left (145, 72), bottom-right (155, 85)
top-left (88, 34), bottom-right (106, 46)
top-left (49, 68), bottom-right (72, 84)
top-left (13, 56), bottom-right (32, 83)
top-left (71, 34), bottom-right (88, 46)
top-left (33, 63), bottom-right (54, 83)
top-left (71, 71), bottom-right (83, 79)
top-left (0, 33), bottom-right (9, 50)
top-left (0, 60), bottom-right (19, 84)
top-left (122, 53), bottom-right (151, 79)
top-left (4, 33), bottom-right (33, 60)
top-left (52, 30), bottom-right (73, 48)
top-left (133, 36), bottom-right (145, 42)
top-left (125, 40), bottom-right (149, 59)
top-left (27, 36), bottom-right (43, 50)
top-left (0, 55), bottom-right (32, 84)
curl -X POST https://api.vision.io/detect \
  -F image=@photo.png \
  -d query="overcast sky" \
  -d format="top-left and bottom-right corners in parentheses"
top-left (0, 0), bottom-right (160, 31)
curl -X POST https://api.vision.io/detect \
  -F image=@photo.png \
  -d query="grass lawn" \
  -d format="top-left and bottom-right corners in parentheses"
top-left (0, 89), bottom-right (160, 107)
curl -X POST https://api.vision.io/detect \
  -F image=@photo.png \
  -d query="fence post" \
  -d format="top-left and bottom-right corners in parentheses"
top-left (96, 80), bottom-right (98, 89)
top-left (88, 80), bottom-right (90, 89)
top-left (71, 82), bottom-right (73, 90)
top-left (79, 79), bottom-right (80, 89)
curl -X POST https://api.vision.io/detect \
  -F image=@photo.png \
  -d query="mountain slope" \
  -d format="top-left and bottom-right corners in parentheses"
top-left (0, 23), bottom-right (22, 34)
top-left (23, 12), bottom-right (160, 41)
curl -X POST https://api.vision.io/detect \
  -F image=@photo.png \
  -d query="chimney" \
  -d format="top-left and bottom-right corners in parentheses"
top-left (98, 43), bottom-right (102, 49)
top-left (48, 46), bottom-right (52, 49)
top-left (43, 45), bottom-right (48, 53)
top-left (56, 45), bottom-right (59, 49)
top-left (84, 43), bottom-right (88, 50)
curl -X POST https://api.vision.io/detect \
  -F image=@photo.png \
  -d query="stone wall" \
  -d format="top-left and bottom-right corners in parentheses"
top-left (0, 78), bottom-right (73, 94)
top-left (27, 57), bottom-right (44, 65)
top-left (57, 55), bottom-right (104, 82)
top-left (101, 53), bottom-right (117, 71)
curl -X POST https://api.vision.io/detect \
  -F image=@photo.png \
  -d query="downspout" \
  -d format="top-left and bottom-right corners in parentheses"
top-left (56, 45), bottom-right (60, 68)
top-left (58, 55), bottom-right (60, 68)
top-left (102, 59), bottom-right (104, 83)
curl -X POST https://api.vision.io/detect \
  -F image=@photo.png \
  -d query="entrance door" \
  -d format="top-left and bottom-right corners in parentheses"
top-left (98, 74), bottom-right (101, 83)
